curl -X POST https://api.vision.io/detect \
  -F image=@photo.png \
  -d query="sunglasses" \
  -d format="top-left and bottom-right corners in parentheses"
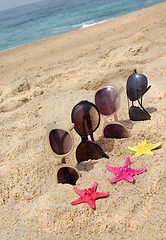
top-left (46, 122), bottom-right (80, 185)
top-left (71, 100), bottom-right (109, 163)
top-left (126, 69), bottom-right (151, 121)
top-left (95, 85), bottom-right (130, 139)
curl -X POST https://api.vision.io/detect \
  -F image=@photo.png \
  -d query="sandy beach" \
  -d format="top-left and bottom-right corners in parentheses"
top-left (0, 2), bottom-right (166, 239)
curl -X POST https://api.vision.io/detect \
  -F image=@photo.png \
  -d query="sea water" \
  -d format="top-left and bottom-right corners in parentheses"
top-left (0, 0), bottom-right (165, 52)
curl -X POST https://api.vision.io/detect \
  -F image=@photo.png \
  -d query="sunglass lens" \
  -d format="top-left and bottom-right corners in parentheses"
top-left (104, 123), bottom-right (130, 138)
top-left (95, 86), bottom-right (120, 115)
top-left (129, 106), bottom-right (150, 121)
top-left (76, 141), bottom-right (109, 163)
top-left (57, 167), bottom-right (79, 185)
top-left (72, 101), bottom-right (99, 135)
top-left (49, 129), bottom-right (72, 155)
top-left (127, 71), bottom-right (148, 101)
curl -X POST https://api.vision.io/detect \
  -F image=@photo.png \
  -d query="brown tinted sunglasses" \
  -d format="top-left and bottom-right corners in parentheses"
top-left (71, 100), bottom-right (109, 163)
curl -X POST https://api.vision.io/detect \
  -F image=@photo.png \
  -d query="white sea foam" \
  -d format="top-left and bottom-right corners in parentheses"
top-left (81, 19), bottom-right (111, 29)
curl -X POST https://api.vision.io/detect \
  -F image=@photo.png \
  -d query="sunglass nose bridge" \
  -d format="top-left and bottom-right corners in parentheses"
top-left (54, 157), bottom-right (64, 166)
top-left (113, 113), bottom-right (118, 121)
top-left (69, 123), bottom-right (75, 131)
top-left (81, 135), bottom-right (88, 142)
top-left (118, 86), bottom-right (124, 95)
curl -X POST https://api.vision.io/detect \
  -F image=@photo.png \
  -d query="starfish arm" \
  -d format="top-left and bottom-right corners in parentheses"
top-left (131, 151), bottom-right (146, 157)
top-left (145, 150), bottom-right (154, 155)
top-left (124, 174), bottom-right (135, 182)
top-left (91, 181), bottom-right (97, 191)
top-left (95, 192), bottom-right (109, 199)
top-left (73, 187), bottom-right (82, 195)
top-left (88, 199), bottom-right (96, 209)
top-left (124, 156), bottom-right (131, 168)
top-left (150, 142), bottom-right (161, 150)
top-left (71, 197), bottom-right (84, 205)
top-left (109, 175), bottom-right (124, 183)
top-left (128, 146), bottom-right (137, 151)
top-left (131, 153), bottom-right (138, 158)
top-left (128, 146), bottom-right (141, 153)
top-left (106, 165), bottom-right (120, 174)
top-left (132, 167), bottom-right (146, 175)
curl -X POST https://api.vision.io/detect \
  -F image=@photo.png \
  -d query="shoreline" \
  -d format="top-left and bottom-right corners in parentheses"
top-left (0, 19), bottom-right (110, 54)
top-left (0, 2), bottom-right (166, 239)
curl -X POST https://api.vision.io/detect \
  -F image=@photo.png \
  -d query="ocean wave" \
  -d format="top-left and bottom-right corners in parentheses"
top-left (52, 19), bottom-right (110, 35)
top-left (81, 19), bottom-right (110, 29)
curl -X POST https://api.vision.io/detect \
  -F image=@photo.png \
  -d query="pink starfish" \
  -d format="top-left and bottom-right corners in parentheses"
top-left (106, 156), bottom-right (146, 183)
top-left (71, 181), bottom-right (109, 209)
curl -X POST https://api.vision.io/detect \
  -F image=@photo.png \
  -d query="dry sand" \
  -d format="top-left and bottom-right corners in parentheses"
top-left (0, 2), bottom-right (166, 239)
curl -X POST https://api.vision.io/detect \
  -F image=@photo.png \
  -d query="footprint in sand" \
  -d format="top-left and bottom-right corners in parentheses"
top-left (0, 95), bottom-right (30, 113)
top-left (0, 82), bottom-right (44, 113)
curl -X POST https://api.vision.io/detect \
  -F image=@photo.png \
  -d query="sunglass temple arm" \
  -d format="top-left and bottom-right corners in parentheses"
top-left (114, 112), bottom-right (118, 121)
top-left (138, 98), bottom-right (151, 118)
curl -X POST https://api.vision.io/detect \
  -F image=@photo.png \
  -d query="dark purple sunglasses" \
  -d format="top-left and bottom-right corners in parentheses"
top-left (95, 86), bottom-right (130, 139)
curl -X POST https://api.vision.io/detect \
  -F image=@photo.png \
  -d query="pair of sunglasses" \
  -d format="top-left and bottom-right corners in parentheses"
top-left (46, 122), bottom-right (80, 185)
top-left (95, 85), bottom-right (130, 139)
top-left (71, 100), bottom-right (109, 163)
top-left (126, 69), bottom-right (151, 121)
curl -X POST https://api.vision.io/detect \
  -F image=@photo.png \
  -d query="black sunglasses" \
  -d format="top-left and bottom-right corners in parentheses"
top-left (71, 100), bottom-right (109, 163)
top-left (126, 69), bottom-right (151, 121)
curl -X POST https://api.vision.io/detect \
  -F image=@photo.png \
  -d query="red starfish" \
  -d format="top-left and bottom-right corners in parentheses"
top-left (106, 156), bottom-right (146, 183)
top-left (71, 181), bottom-right (109, 209)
